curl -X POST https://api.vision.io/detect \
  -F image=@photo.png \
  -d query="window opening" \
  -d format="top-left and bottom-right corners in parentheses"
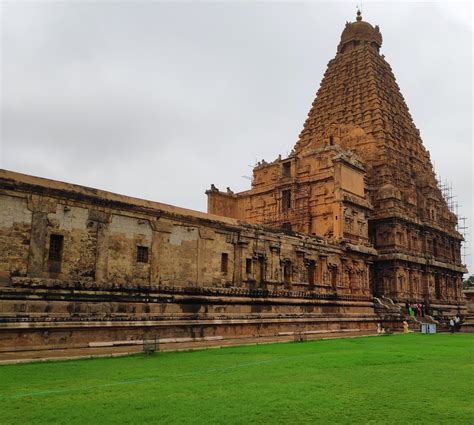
top-left (282, 190), bottom-right (291, 212)
top-left (137, 246), bottom-right (149, 263)
top-left (330, 267), bottom-right (338, 289)
top-left (48, 234), bottom-right (63, 262)
top-left (221, 253), bottom-right (228, 274)
top-left (284, 261), bottom-right (292, 284)
top-left (308, 261), bottom-right (316, 287)
top-left (246, 258), bottom-right (252, 275)
top-left (435, 274), bottom-right (441, 299)
top-left (258, 256), bottom-right (266, 285)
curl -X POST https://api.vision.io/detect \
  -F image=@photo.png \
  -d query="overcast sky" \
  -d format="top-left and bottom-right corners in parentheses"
top-left (1, 1), bottom-right (472, 272)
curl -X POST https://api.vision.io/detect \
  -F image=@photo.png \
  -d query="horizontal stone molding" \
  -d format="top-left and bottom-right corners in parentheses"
top-left (0, 314), bottom-right (380, 330)
top-left (4, 278), bottom-right (372, 303)
top-left (376, 253), bottom-right (467, 273)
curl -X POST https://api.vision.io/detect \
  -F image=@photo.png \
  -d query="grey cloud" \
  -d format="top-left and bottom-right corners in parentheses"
top-left (1, 1), bottom-right (472, 271)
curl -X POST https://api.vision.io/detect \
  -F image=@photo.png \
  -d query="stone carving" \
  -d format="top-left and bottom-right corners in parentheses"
top-left (0, 12), bottom-right (466, 355)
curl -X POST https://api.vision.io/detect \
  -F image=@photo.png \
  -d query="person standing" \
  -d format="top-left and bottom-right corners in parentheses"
top-left (454, 315), bottom-right (461, 332)
top-left (449, 318), bottom-right (455, 334)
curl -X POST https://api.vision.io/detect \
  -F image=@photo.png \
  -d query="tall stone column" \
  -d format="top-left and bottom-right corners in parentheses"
top-left (89, 210), bottom-right (111, 284)
top-left (149, 229), bottom-right (161, 285)
top-left (95, 222), bottom-right (109, 283)
top-left (150, 218), bottom-right (173, 285)
top-left (234, 240), bottom-right (245, 286)
top-left (27, 212), bottom-right (48, 278)
top-left (26, 195), bottom-right (58, 278)
top-left (318, 254), bottom-right (328, 284)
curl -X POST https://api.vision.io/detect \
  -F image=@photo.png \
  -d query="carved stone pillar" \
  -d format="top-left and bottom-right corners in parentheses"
top-left (95, 223), bottom-right (109, 283)
top-left (89, 209), bottom-right (112, 284)
top-left (26, 195), bottom-right (58, 278)
top-left (27, 212), bottom-right (48, 278)
top-left (150, 219), bottom-right (173, 285)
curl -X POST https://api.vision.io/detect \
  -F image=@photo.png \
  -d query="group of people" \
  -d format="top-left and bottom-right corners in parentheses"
top-left (405, 302), bottom-right (428, 318)
top-left (449, 315), bottom-right (463, 333)
top-left (404, 301), bottom-right (463, 334)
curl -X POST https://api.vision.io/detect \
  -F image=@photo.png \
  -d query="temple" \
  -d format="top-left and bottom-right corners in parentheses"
top-left (0, 12), bottom-right (467, 357)
top-left (207, 10), bottom-right (466, 308)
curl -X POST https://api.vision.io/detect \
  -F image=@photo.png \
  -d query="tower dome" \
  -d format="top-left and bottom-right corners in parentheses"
top-left (337, 10), bottom-right (383, 53)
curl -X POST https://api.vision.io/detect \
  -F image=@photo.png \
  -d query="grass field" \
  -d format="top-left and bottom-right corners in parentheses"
top-left (0, 334), bottom-right (472, 424)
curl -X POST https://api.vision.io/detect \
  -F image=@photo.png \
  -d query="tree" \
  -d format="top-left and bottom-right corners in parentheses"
top-left (463, 275), bottom-right (474, 289)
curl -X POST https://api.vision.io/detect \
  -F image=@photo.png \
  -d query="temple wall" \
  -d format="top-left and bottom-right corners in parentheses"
top-left (0, 170), bottom-right (384, 355)
top-left (49, 204), bottom-right (98, 280)
top-left (208, 147), bottom-right (371, 245)
top-left (0, 195), bottom-right (32, 280)
top-left (0, 185), bottom-right (374, 295)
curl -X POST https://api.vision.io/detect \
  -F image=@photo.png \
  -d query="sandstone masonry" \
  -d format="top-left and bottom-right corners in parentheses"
top-left (0, 12), bottom-right (467, 356)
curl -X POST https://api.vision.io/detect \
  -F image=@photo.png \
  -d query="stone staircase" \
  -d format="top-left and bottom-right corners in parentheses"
top-left (373, 296), bottom-right (403, 331)
top-left (374, 296), bottom-right (446, 332)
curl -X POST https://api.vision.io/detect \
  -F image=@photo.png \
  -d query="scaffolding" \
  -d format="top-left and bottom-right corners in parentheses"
top-left (438, 178), bottom-right (457, 214)
top-left (262, 204), bottom-right (311, 234)
top-left (437, 177), bottom-right (469, 265)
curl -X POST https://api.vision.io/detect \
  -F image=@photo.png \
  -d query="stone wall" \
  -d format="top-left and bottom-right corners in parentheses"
top-left (0, 169), bottom-right (384, 353)
top-left (0, 171), bottom-right (374, 293)
top-left (208, 146), bottom-right (371, 246)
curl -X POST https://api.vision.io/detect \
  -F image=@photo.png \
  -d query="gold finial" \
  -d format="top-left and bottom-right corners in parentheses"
top-left (356, 6), bottom-right (362, 21)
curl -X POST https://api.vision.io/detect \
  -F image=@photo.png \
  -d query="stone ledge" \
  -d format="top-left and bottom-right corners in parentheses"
top-left (0, 332), bottom-right (386, 364)
top-left (0, 288), bottom-right (374, 308)
top-left (376, 253), bottom-right (467, 273)
top-left (5, 278), bottom-right (373, 302)
top-left (0, 315), bottom-right (381, 330)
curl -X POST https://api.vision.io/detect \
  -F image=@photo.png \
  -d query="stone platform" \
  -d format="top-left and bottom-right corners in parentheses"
top-left (0, 279), bottom-right (402, 359)
top-left (0, 330), bottom-right (382, 365)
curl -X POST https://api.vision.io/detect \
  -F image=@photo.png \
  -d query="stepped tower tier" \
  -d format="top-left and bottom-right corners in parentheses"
top-left (208, 12), bottom-right (466, 311)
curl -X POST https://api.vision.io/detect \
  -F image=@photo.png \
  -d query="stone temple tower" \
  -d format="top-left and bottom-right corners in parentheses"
top-left (208, 11), bottom-right (466, 311)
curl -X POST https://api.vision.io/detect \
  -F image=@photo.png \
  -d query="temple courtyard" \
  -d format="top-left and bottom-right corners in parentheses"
top-left (0, 333), bottom-right (472, 424)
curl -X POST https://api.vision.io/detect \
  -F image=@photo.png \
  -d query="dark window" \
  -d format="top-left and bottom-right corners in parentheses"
top-left (307, 261), bottom-right (316, 287)
top-left (435, 274), bottom-right (441, 299)
top-left (329, 135), bottom-right (334, 146)
top-left (284, 261), bottom-right (292, 284)
top-left (48, 234), bottom-right (63, 262)
top-left (258, 256), bottom-right (266, 285)
top-left (330, 267), bottom-right (338, 289)
top-left (246, 258), bottom-right (252, 275)
top-left (221, 253), bottom-right (228, 274)
top-left (282, 190), bottom-right (291, 212)
top-left (137, 246), bottom-right (149, 263)
top-left (282, 162), bottom-right (291, 178)
top-left (281, 222), bottom-right (292, 231)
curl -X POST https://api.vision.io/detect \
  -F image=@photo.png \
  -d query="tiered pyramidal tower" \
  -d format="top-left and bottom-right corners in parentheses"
top-left (295, 11), bottom-right (466, 302)
top-left (208, 11), bottom-right (466, 309)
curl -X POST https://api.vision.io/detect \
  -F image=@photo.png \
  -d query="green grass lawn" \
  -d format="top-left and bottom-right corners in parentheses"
top-left (0, 333), bottom-right (472, 424)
